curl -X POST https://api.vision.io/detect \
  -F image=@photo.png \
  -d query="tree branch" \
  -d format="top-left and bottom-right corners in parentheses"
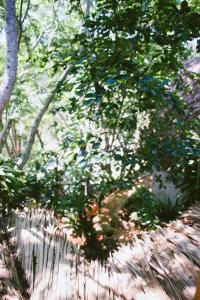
top-left (0, 118), bottom-right (12, 152)
top-left (18, 0), bottom-right (31, 47)
top-left (18, 65), bottom-right (72, 169)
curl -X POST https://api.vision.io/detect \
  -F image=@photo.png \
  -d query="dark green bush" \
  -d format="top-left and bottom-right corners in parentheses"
top-left (124, 186), bottom-right (182, 229)
top-left (0, 157), bottom-right (26, 215)
top-left (155, 199), bottom-right (182, 222)
top-left (124, 187), bottom-right (159, 229)
top-left (24, 152), bottom-right (67, 210)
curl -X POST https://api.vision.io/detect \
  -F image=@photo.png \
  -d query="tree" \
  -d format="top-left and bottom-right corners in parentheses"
top-left (0, 0), bottom-right (198, 204)
top-left (0, 0), bottom-right (18, 117)
top-left (57, 0), bottom-right (199, 201)
top-left (17, 0), bottom-right (92, 168)
top-left (18, 66), bottom-right (71, 169)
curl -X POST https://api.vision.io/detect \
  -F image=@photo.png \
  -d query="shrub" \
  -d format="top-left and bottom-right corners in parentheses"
top-left (124, 186), bottom-right (159, 229)
top-left (124, 186), bottom-right (182, 228)
top-left (155, 199), bottom-right (182, 222)
top-left (0, 157), bottom-right (26, 215)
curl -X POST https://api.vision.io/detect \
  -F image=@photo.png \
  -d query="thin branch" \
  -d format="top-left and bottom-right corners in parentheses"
top-left (32, 30), bottom-right (44, 51)
top-left (36, 130), bottom-right (44, 149)
top-left (17, 0), bottom-right (23, 48)
top-left (0, 118), bottom-right (12, 153)
top-left (8, 130), bottom-right (16, 154)
top-left (18, 0), bottom-right (31, 48)
top-left (5, 140), bottom-right (12, 157)
top-left (21, 0), bottom-right (31, 24)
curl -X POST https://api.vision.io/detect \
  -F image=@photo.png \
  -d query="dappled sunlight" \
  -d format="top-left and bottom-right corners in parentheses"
top-left (0, 0), bottom-right (199, 299)
top-left (6, 203), bottom-right (200, 299)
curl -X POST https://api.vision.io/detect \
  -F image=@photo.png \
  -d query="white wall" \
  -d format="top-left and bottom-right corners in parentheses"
top-left (152, 171), bottom-right (181, 205)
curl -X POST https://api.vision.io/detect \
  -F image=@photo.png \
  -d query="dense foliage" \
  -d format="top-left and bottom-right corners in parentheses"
top-left (0, 0), bottom-right (199, 258)
top-left (0, 157), bottom-right (25, 215)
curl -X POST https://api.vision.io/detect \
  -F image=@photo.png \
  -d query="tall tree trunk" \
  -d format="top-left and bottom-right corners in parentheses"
top-left (0, 0), bottom-right (18, 117)
top-left (18, 67), bottom-right (71, 169)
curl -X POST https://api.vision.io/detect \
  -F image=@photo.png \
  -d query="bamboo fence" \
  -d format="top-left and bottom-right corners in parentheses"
top-left (7, 203), bottom-right (200, 300)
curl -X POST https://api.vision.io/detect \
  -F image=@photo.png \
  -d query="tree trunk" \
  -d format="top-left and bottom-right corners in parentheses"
top-left (0, 118), bottom-right (12, 153)
top-left (0, 0), bottom-right (18, 117)
top-left (17, 1), bottom-right (91, 169)
top-left (86, 0), bottom-right (91, 17)
top-left (18, 67), bottom-right (71, 169)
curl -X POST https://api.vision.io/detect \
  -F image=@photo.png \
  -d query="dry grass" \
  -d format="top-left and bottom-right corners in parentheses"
top-left (7, 203), bottom-right (200, 299)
